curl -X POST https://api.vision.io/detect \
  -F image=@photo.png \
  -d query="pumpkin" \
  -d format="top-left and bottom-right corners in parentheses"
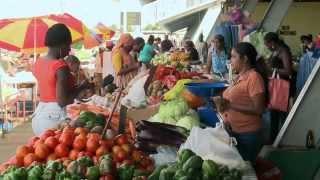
top-left (35, 143), bottom-right (50, 160)
top-left (181, 89), bottom-right (205, 108)
top-left (16, 145), bottom-right (32, 159)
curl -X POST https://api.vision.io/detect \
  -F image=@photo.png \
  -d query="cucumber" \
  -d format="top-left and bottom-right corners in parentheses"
top-left (202, 160), bottom-right (218, 178)
top-left (182, 155), bottom-right (203, 172)
top-left (178, 149), bottom-right (195, 165)
top-left (148, 165), bottom-right (168, 180)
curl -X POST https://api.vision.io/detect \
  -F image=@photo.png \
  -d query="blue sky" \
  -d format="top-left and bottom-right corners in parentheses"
top-left (0, 0), bottom-right (147, 28)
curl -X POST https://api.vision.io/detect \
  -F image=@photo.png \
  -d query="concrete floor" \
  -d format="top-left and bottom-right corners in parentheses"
top-left (0, 120), bottom-right (34, 163)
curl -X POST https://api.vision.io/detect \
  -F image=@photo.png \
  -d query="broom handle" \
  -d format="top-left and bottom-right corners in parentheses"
top-left (102, 87), bottom-right (123, 138)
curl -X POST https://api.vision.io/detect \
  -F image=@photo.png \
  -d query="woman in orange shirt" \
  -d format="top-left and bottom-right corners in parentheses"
top-left (32, 24), bottom-right (91, 135)
top-left (214, 42), bottom-right (268, 163)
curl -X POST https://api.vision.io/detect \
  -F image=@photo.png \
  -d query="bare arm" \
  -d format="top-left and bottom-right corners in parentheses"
top-left (56, 67), bottom-right (90, 107)
top-left (117, 63), bottom-right (139, 75)
top-left (277, 50), bottom-right (292, 77)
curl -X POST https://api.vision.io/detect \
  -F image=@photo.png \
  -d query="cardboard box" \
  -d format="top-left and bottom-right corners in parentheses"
top-left (127, 104), bottom-right (160, 122)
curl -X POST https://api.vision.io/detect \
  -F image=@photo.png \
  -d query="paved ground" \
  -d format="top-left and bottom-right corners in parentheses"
top-left (0, 120), bottom-right (34, 163)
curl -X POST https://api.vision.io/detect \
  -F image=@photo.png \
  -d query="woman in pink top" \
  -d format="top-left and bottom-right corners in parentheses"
top-left (32, 24), bottom-right (91, 135)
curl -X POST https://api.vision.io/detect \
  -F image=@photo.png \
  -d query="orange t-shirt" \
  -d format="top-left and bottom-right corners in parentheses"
top-left (222, 69), bottom-right (265, 133)
top-left (33, 58), bottom-right (75, 102)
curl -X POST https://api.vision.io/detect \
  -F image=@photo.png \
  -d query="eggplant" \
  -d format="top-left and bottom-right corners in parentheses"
top-left (136, 121), bottom-right (188, 140)
top-left (137, 120), bottom-right (189, 138)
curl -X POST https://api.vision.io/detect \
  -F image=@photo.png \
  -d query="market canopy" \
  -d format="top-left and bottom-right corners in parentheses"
top-left (0, 13), bottom-right (100, 53)
top-left (95, 22), bottom-right (116, 41)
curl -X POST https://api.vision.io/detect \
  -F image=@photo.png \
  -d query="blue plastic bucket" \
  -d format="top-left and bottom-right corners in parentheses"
top-left (185, 82), bottom-right (228, 98)
top-left (197, 105), bottom-right (220, 127)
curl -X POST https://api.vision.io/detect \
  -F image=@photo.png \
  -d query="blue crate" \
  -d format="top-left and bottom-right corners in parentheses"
top-left (185, 82), bottom-right (228, 98)
top-left (197, 105), bottom-right (220, 127)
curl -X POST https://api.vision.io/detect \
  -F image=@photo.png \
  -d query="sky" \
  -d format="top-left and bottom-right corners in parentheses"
top-left (0, 0), bottom-right (153, 28)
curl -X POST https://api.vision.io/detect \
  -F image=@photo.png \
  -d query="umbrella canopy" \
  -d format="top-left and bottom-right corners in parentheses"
top-left (95, 23), bottom-right (116, 41)
top-left (0, 13), bottom-right (98, 53)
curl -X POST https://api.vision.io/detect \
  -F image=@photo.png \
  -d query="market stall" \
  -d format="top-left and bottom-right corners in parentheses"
top-left (0, 48), bottom-right (258, 179)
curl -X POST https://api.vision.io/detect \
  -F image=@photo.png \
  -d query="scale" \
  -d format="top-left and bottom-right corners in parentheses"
top-left (259, 60), bottom-right (320, 180)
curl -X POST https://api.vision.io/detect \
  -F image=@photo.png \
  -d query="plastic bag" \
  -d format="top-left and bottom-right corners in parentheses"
top-left (179, 124), bottom-right (247, 169)
top-left (151, 146), bottom-right (178, 166)
top-left (121, 71), bottom-right (149, 108)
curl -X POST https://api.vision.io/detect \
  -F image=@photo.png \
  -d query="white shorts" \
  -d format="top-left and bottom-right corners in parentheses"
top-left (31, 102), bottom-right (66, 136)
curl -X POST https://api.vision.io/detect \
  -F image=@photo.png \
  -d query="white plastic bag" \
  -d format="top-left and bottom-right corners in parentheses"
top-left (179, 124), bottom-right (247, 169)
top-left (121, 71), bottom-right (149, 108)
top-left (151, 146), bottom-right (178, 166)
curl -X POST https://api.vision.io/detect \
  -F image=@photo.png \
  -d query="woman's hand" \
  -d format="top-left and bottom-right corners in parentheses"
top-left (213, 96), bottom-right (230, 112)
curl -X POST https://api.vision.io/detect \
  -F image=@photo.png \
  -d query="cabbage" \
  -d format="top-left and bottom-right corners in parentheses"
top-left (149, 114), bottom-right (163, 123)
top-left (158, 98), bottom-right (189, 120)
top-left (176, 115), bottom-right (200, 130)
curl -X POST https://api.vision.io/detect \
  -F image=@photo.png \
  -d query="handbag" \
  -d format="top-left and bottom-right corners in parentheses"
top-left (268, 70), bottom-right (290, 112)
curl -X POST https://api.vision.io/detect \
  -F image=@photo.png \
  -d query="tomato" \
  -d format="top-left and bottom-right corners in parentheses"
top-left (86, 140), bottom-right (99, 153)
top-left (34, 143), bottom-right (50, 160)
top-left (55, 144), bottom-right (69, 158)
top-left (112, 145), bottom-right (122, 154)
top-left (69, 149), bottom-right (80, 160)
top-left (114, 149), bottom-right (127, 162)
top-left (62, 126), bottom-right (74, 134)
top-left (55, 129), bottom-right (62, 135)
top-left (121, 144), bottom-right (132, 154)
top-left (96, 146), bottom-right (109, 157)
top-left (60, 132), bottom-right (75, 147)
top-left (87, 133), bottom-right (101, 141)
top-left (100, 174), bottom-right (115, 180)
top-left (44, 137), bottom-right (59, 150)
top-left (132, 150), bottom-right (143, 162)
top-left (27, 137), bottom-right (40, 147)
top-left (33, 139), bottom-right (44, 149)
top-left (40, 129), bottom-right (55, 140)
top-left (74, 127), bottom-right (88, 135)
top-left (47, 153), bottom-right (58, 161)
top-left (99, 139), bottom-right (114, 149)
top-left (73, 136), bottom-right (87, 151)
top-left (115, 134), bottom-right (128, 145)
top-left (16, 145), bottom-right (32, 159)
top-left (24, 153), bottom-right (38, 167)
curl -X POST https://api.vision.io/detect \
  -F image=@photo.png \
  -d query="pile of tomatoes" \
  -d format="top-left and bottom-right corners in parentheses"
top-left (1, 126), bottom-right (154, 174)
